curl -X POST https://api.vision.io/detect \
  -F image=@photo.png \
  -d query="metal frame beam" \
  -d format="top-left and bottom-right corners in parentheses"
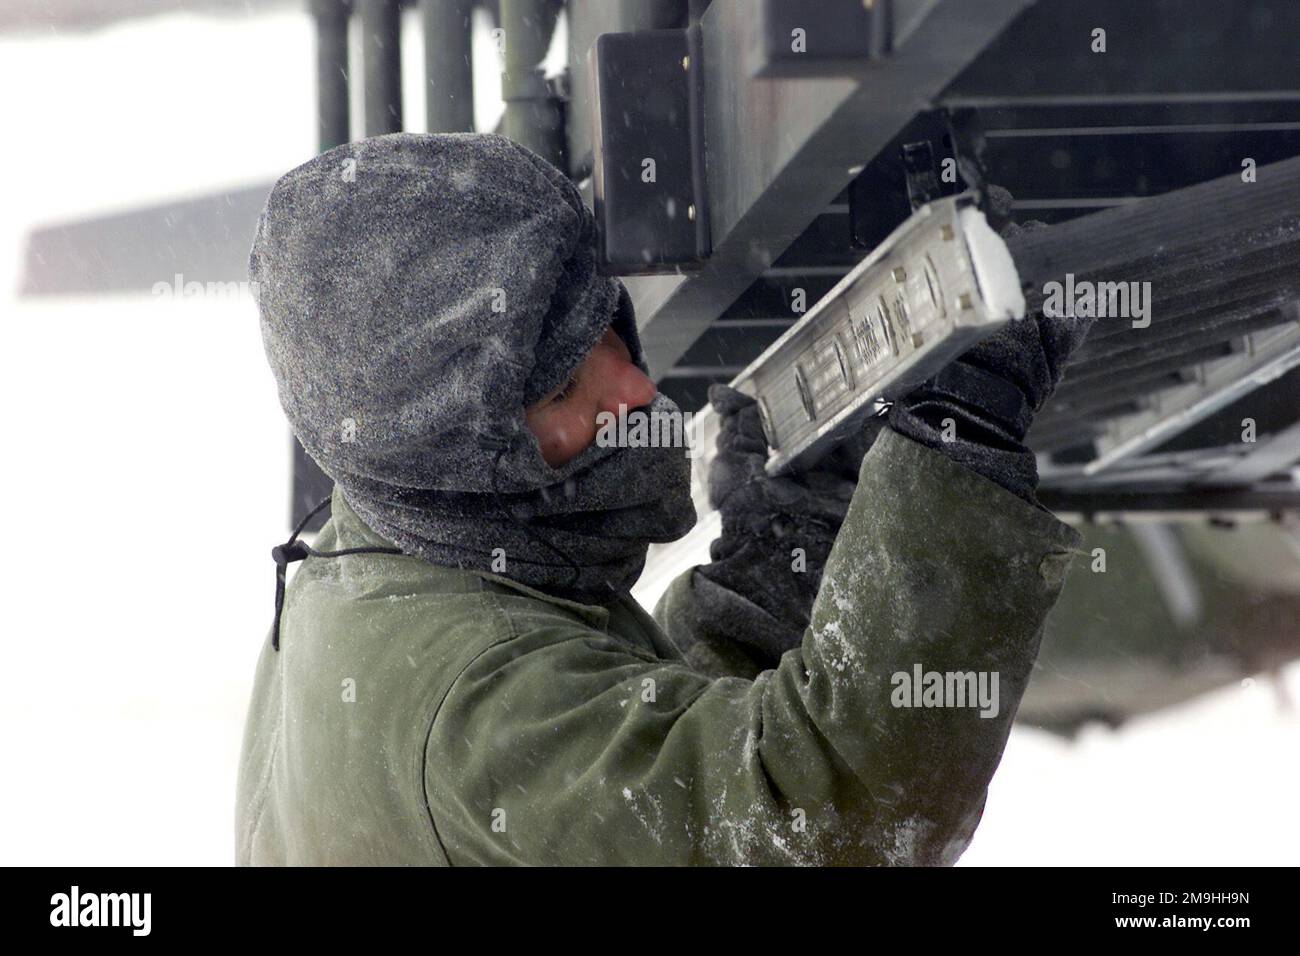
top-left (360, 0), bottom-right (403, 136)
top-left (422, 0), bottom-right (475, 133)
top-left (612, 0), bottom-right (1036, 378)
top-left (1193, 420), bottom-right (1300, 487)
top-left (1037, 485), bottom-right (1300, 518)
top-left (312, 0), bottom-right (352, 149)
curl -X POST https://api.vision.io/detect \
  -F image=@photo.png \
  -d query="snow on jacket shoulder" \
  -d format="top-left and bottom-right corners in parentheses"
top-left (235, 427), bottom-right (1081, 865)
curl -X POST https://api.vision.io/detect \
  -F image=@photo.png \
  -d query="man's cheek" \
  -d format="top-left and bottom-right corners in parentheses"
top-left (543, 411), bottom-right (598, 466)
top-left (565, 410), bottom-right (599, 455)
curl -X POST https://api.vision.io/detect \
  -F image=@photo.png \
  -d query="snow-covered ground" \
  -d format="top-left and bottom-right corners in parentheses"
top-left (1, 9), bottom-right (1295, 866)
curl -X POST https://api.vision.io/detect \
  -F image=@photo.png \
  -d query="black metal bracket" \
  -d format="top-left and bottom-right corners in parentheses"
top-left (849, 106), bottom-right (997, 249)
top-left (588, 25), bottom-right (711, 275)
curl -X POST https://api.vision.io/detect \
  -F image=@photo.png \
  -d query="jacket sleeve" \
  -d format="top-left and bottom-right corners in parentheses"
top-left (423, 427), bottom-right (1082, 865)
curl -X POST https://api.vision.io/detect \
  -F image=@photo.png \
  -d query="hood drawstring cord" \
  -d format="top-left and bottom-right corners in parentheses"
top-left (270, 492), bottom-right (402, 652)
top-left (271, 437), bottom-right (616, 653)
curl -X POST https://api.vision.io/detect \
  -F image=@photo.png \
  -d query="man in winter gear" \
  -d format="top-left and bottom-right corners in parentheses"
top-left (237, 132), bottom-right (1092, 865)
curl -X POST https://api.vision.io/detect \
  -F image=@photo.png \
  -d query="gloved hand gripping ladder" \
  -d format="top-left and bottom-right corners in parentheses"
top-left (688, 192), bottom-right (1026, 512)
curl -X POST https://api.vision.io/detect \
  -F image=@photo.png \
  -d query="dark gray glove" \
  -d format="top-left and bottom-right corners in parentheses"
top-left (888, 215), bottom-right (1096, 503)
top-left (692, 384), bottom-right (882, 666)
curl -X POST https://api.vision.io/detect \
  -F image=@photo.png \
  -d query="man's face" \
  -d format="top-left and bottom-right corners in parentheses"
top-left (525, 327), bottom-right (658, 467)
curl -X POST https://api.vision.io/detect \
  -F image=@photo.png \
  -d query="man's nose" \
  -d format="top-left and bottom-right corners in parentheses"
top-left (598, 360), bottom-right (658, 416)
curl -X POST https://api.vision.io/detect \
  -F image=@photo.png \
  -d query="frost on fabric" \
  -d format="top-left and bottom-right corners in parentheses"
top-left (880, 816), bottom-right (928, 866)
top-left (701, 782), bottom-right (848, 867)
top-left (681, 721), bottom-right (847, 866)
top-left (621, 784), bottom-right (666, 847)
top-left (809, 574), bottom-right (867, 674)
top-left (880, 813), bottom-right (973, 866)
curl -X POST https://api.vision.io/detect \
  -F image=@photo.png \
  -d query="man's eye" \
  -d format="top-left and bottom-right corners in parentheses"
top-left (550, 376), bottom-right (578, 404)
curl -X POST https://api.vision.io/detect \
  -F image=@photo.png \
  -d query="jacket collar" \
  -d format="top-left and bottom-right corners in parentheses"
top-left (328, 485), bottom-right (614, 628)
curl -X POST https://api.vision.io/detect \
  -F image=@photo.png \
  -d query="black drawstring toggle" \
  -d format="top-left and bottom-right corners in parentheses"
top-left (268, 492), bottom-right (403, 652)
top-left (271, 539), bottom-right (313, 653)
top-left (272, 541), bottom-right (310, 566)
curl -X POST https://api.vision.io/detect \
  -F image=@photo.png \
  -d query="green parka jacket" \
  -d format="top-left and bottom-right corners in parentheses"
top-left (236, 428), bottom-right (1081, 865)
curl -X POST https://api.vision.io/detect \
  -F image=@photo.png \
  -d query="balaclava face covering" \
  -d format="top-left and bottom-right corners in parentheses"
top-left (251, 132), bottom-right (697, 604)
